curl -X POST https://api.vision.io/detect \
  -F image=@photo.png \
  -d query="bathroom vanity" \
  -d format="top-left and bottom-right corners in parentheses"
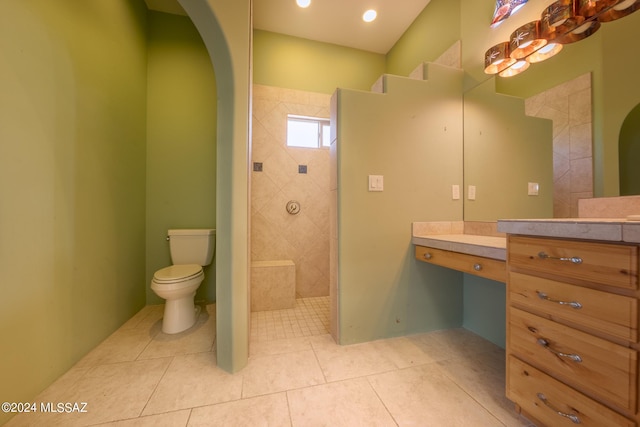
top-left (412, 221), bottom-right (507, 282)
top-left (498, 218), bottom-right (640, 427)
top-left (411, 216), bottom-right (640, 426)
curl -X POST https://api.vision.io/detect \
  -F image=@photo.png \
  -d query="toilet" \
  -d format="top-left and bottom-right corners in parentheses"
top-left (151, 228), bottom-right (216, 334)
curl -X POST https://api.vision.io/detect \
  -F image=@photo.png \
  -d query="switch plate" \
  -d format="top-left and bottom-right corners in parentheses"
top-left (452, 184), bottom-right (460, 200)
top-left (528, 182), bottom-right (539, 196)
top-left (468, 185), bottom-right (476, 200)
top-left (368, 175), bottom-right (384, 192)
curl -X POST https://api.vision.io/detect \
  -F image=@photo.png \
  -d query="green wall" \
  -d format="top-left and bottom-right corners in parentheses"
top-left (0, 1), bottom-right (148, 423)
top-left (463, 275), bottom-right (506, 348)
top-left (146, 11), bottom-right (217, 304)
top-left (386, 0), bottom-right (461, 76)
top-left (464, 78), bottom-right (554, 221)
top-left (253, 30), bottom-right (386, 94)
top-left (619, 104), bottom-right (640, 196)
top-left (181, 0), bottom-right (252, 373)
top-left (335, 67), bottom-right (465, 344)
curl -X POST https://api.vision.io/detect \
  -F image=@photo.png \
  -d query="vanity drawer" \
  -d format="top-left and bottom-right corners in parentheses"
top-left (508, 235), bottom-right (639, 290)
top-left (415, 245), bottom-right (506, 282)
top-left (509, 271), bottom-right (638, 342)
top-left (508, 356), bottom-right (635, 427)
top-left (509, 307), bottom-right (637, 412)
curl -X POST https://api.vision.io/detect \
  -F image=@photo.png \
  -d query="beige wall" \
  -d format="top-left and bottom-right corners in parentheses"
top-left (251, 85), bottom-right (331, 298)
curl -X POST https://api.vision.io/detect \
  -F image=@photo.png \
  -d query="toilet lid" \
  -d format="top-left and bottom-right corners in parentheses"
top-left (153, 264), bottom-right (203, 283)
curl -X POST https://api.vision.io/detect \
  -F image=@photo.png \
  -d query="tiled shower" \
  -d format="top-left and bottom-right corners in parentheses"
top-left (251, 85), bottom-right (332, 303)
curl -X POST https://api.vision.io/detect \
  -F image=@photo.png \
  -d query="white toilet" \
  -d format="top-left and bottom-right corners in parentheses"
top-left (151, 228), bottom-right (216, 334)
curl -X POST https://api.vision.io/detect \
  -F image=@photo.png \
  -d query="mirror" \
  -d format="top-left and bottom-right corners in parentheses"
top-left (462, 72), bottom-right (595, 221)
top-left (463, 77), bottom-right (554, 221)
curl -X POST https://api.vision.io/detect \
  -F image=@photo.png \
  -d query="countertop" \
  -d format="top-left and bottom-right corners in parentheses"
top-left (497, 217), bottom-right (640, 243)
top-left (411, 233), bottom-right (506, 261)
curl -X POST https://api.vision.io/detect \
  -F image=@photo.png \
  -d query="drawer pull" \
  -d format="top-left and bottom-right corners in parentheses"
top-left (536, 393), bottom-right (581, 424)
top-left (537, 291), bottom-right (582, 309)
top-left (473, 263), bottom-right (482, 271)
top-left (536, 338), bottom-right (582, 362)
top-left (424, 253), bottom-right (432, 260)
top-left (538, 251), bottom-right (583, 264)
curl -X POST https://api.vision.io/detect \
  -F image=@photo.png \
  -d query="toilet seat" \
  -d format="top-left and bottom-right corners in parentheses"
top-left (153, 264), bottom-right (203, 284)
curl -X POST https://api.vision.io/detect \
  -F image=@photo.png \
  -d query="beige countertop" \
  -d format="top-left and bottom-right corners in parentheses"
top-left (497, 217), bottom-right (640, 243)
top-left (411, 234), bottom-right (506, 261)
top-left (412, 218), bottom-right (640, 262)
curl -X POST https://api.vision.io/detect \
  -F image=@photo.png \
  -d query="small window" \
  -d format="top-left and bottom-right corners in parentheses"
top-left (287, 115), bottom-right (331, 148)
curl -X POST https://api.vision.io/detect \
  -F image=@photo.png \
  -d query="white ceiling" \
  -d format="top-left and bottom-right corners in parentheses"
top-left (144, 0), bottom-right (432, 54)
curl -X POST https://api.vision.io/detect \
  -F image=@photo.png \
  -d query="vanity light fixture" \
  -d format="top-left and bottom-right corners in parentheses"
top-left (499, 59), bottom-right (530, 77)
top-left (509, 21), bottom-right (548, 60)
top-left (484, 0), bottom-right (639, 77)
top-left (598, 0), bottom-right (640, 21)
top-left (363, 9), bottom-right (377, 23)
top-left (296, 0), bottom-right (311, 8)
top-left (484, 41), bottom-right (516, 74)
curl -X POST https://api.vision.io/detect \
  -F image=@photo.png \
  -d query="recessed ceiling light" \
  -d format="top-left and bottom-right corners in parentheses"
top-left (296, 0), bottom-right (311, 8)
top-left (363, 9), bottom-right (377, 23)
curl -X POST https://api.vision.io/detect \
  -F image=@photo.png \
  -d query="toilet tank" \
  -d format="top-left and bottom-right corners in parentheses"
top-left (168, 229), bottom-right (216, 266)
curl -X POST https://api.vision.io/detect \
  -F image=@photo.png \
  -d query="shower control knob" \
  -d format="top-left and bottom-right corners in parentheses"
top-left (286, 200), bottom-right (301, 215)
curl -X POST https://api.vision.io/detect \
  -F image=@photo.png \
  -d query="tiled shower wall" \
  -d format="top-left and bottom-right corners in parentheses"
top-left (525, 73), bottom-right (593, 218)
top-left (251, 85), bottom-right (331, 298)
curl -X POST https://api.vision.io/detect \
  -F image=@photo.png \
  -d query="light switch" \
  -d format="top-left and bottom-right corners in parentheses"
top-left (452, 184), bottom-right (460, 200)
top-left (528, 182), bottom-right (539, 196)
top-left (468, 185), bottom-right (476, 200)
top-left (368, 175), bottom-right (384, 192)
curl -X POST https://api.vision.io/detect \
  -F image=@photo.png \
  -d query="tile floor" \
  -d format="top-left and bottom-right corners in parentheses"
top-left (250, 296), bottom-right (330, 342)
top-left (6, 298), bottom-right (535, 427)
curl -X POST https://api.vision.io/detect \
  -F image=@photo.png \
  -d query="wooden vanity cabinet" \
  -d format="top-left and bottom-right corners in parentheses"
top-left (506, 235), bottom-right (640, 426)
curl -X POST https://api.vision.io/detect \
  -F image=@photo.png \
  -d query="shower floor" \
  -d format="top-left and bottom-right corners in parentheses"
top-left (250, 296), bottom-right (330, 342)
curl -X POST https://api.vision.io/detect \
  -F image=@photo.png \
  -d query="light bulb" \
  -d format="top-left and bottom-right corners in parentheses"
top-left (363, 9), bottom-right (377, 22)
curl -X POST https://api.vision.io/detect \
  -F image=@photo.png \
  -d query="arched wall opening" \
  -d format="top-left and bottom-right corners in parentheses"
top-left (179, 0), bottom-right (251, 373)
top-left (619, 103), bottom-right (640, 196)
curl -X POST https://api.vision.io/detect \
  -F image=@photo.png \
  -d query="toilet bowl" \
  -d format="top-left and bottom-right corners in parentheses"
top-left (151, 264), bottom-right (204, 334)
top-left (151, 229), bottom-right (215, 334)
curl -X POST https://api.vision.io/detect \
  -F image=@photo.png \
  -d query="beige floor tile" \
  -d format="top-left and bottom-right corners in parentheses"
top-left (437, 354), bottom-right (531, 427)
top-left (93, 410), bottom-right (190, 427)
top-left (287, 378), bottom-right (396, 427)
top-left (249, 335), bottom-right (313, 357)
top-left (368, 363), bottom-right (503, 426)
top-left (242, 349), bottom-right (326, 398)
top-left (120, 305), bottom-right (164, 331)
top-left (428, 328), bottom-right (502, 357)
top-left (142, 351), bottom-right (243, 416)
top-left (188, 393), bottom-right (291, 426)
top-left (309, 335), bottom-right (397, 382)
top-left (368, 335), bottom-right (443, 369)
top-left (75, 327), bottom-right (156, 368)
top-left (7, 358), bottom-right (172, 427)
top-left (137, 306), bottom-right (215, 360)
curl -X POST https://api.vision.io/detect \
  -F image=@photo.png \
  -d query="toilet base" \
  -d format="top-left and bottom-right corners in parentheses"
top-left (161, 292), bottom-right (198, 334)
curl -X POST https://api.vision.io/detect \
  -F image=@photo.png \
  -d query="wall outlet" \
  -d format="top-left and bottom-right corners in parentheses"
top-left (468, 185), bottom-right (476, 200)
top-left (452, 184), bottom-right (460, 200)
top-left (528, 182), bottom-right (539, 196)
